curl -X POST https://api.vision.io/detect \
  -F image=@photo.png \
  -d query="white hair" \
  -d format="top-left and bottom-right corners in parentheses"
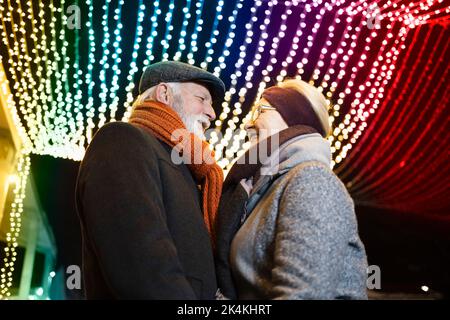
top-left (131, 82), bottom-right (180, 111)
top-left (278, 78), bottom-right (331, 137)
top-left (130, 82), bottom-right (208, 139)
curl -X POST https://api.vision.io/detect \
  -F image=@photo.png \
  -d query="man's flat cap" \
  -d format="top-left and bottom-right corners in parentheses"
top-left (139, 61), bottom-right (225, 112)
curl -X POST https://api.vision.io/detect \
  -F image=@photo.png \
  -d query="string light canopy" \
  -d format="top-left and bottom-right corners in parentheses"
top-left (0, 0), bottom-right (448, 299)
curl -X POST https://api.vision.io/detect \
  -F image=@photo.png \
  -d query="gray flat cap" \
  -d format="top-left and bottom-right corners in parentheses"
top-left (139, 61), bottom-right (225, 113)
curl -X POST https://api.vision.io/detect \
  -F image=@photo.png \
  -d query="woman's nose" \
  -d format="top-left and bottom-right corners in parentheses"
top-left (244, 120), bottom-right (254, 131)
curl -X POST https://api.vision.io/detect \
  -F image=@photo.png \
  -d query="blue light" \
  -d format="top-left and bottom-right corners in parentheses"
top-left (122, 0), bottom-right (159, 120)
top-left (143, 1), bottom-right (162, 67)
top-left (172, 0), bottom-right (193, 62)
top-left (187, 0), bottom-right (206, 65)
top-left (161, 0), bottom-right (176, 61)
top-left (212, 0), bottom-right (244, 76)
top-left (98, 0), bottom-right (125, 127)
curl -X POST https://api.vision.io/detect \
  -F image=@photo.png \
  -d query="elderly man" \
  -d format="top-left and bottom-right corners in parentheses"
top-left (75, 61), bottom-right (225, 299)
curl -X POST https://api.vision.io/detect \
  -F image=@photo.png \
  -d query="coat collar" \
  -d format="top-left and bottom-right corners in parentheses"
top-left (243, 133), bottom-right (331, 212)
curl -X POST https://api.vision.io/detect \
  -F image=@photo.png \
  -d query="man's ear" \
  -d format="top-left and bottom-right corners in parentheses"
top-left (154, 83), bottom-right (174, 106)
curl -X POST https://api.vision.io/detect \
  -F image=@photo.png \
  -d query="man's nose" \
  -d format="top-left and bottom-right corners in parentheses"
top-left (205, 104), bottom-right (216, 121)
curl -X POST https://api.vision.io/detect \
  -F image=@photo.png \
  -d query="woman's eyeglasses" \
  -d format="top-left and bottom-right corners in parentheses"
top-left (250, 105), bottom-right (276, 122)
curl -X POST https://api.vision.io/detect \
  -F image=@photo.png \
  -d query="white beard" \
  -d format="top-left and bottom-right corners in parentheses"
top-left (172, 96), bottom-right (209, 140)
top-left (183, 114), bottom-right (208, 140)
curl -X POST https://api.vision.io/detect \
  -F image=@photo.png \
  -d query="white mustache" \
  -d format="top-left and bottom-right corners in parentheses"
top-left (197, 117), bottom-right (211, 130)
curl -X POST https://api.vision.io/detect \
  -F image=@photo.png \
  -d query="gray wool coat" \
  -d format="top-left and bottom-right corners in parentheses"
top-left (229, 133), bottom-right (368, 299)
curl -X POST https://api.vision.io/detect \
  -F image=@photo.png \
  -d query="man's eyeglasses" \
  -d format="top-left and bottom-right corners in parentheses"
top-left (250, 105), bottom-right (277, 122)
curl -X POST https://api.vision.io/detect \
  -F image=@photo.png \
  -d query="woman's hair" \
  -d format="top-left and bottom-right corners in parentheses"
top-left (277, 79), bottom-right (331, 137)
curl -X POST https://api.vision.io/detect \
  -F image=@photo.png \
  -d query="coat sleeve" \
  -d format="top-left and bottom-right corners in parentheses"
top-left (270, 165), bottom-right (358, 299)
top-left (77, 122), bottom-right (197, 299)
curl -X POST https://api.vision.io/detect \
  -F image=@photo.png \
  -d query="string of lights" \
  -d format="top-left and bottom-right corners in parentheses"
top-left (200, 0), bottom-right (225, 69)
top-left (350, 27), bottom-right (448, 195)
top-left (0, 153), bottom-right (30, 299)
top-left (295, 3), bottom-right (331, 80)
top-left (0, 0), bottom-right (35, 145)
top-left (342, 27), bottom-right (429, 183)
top-left (212, 0), bottom-right (245, 77)
top-left (142, 1), bottom-right (162, 67)
top-left (105, 0), bottom-right (125, 123)
top-left (122, 1), bottom-right (162, 121)
top-left (209, 0), bottom-right (266, 132)
top-left (97, 0), bottom-right (120, 129)
top-left (210, 0), bottom-right (272, 168)
top-left (160, 0), bottom-right (176, 62)
top-left (221, 0), bottom-right (285, 165)
top-left (186, 0), bottom-right (206, 65)
top-left (335, 22), bottom-right (449, 214)
top-left (58, 0), bottom-right (80, 158)
top-left (72, 0), bottom-right (86, 157)
top-left (16, 0), bottom-right (44, 151)
top-left (43, 0), bottom-right (74, 158)
top-left (173, 0), bottom-right (194, 62)
top-left (331, 27), bottom-right (408, 166)
top-left (0, 57), bottom-right (32, 150)
top-left (336, 25), bottom-right (420, 180)
top-left (120, 0), bottom-right (146, 121)
top-left (85, 0), bottom-right (97, 143)
top-left (217, 1), bottom-right (299, 169)
top-left (214, 0), bottom-right (406, 169)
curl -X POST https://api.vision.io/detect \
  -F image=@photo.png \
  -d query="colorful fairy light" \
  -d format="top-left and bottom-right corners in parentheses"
top-left (160, 0), bottom-right (176, 62)
top-left (200, 0), bottom-right (225, 69)
top-left (213, 0), bottom-right (301, 169)
top-left (336, 23), bottom-right (449, 214)
top-left (220, 0), bottom-right (283, 164)
top-left (0, 0), bottom-right (446, 167)
top-left (72, 0), bottom-right (86, 157)
top-left (295, 4), bottom-right (329, 79)
top-left (210, 0), bottom-right (271, 168)
top-left (173, 0), bottom-right (194, 62)
top-left (342, 26), bottom-right (441, 184)
top-left (332, 29), bottom-right (408, 166)
top-left (143, 1), bottom-right (162, 67)
top-left (105, 0), bottom-right (125, 122)
top-left (210, 0), bottom-right (265, 130)
top-left (0, 58), bottom-right (32, 150)
top-left (0, 152), bottom-right (30, 299)
top-left (214, 0), bottom-right (408, 167)
top-left (97, 0), bottom-right (114, 129)
top-left (46, 0), bottom-right (71, 157)
top-left (122, 1), bottom-right (162, 121)
top-left (85, 0), bottom-right (97, 143)
top-left (187, 0), bottom-right (206, 65)
top-left (120, 0), bottom-right (146, 121)
top-left (0, 0), bottom-right (37, 140)
top-left (212, 0), bottom-right (245, 77)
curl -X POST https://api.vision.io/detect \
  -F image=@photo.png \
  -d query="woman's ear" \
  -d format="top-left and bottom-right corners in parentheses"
top-left (154, 83), bottom-right (174, 106)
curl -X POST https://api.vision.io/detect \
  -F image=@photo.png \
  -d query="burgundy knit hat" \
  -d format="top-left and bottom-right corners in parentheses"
top-left (262, 86), bottom-right (327, 137)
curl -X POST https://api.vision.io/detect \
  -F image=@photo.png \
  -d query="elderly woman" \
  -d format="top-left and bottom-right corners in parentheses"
top-left (215, 79), bottom-right (368, 300)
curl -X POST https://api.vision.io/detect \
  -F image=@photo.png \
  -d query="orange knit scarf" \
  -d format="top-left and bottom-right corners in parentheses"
top-left (129, 101), bottom-right (223, 245)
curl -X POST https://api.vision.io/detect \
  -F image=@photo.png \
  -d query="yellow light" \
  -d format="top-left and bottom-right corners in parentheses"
top-left (7, 174), bottom-right (19, 185)
top-left (421, 286), bottom-right (429, 292)
top-left (1, 152), bottom-right (30, 299)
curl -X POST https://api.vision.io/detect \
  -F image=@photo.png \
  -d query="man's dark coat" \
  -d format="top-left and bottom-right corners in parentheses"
top-left (75, 122), bottom-right (217, 299)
